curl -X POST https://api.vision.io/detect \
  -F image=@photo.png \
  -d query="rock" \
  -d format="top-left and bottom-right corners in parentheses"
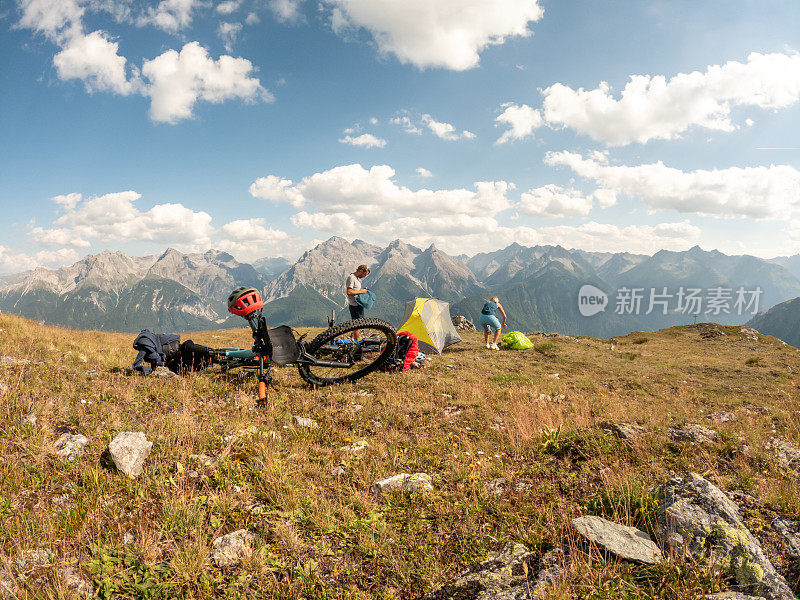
top-left (12, 548), bottom-right (55, 571)
top-left (658, 473), bottom-right (794, 600)
top-left (547, 373), bottom-right (560, 379)
top-left (331, 466), bottom-right (346, 477)
top-left (421, 542), bottom-right (562, 600)
top-left (122, 532), bottom-right (135, 545)
top-left (153, 366), bottom-right (176, 378)
top-left (772, 519), bottom-right (800, 559)
top-left (512, 479), bottom-right (533, 493)
top-left (292, 416), bottom-right (318, 429)
top-left (189, 454), bottom-right (218, 469)
top-left (340, 440), bottom-right (368, 452)
top-left (601, 422), bottom-right (646, 441)
top-left (0, 356), bottom-right (30, 366)
top-left (706, 594), bottom-right (764, 600)
top-left (443, 406), bottom-right (463, 417)
top-left (485, 478), bottom-right (507, 496)
top-left (669, 424), bottom-right (717, 443)
top-left (54, 433), bottom-right (89, 461)
top-left (739, 326), bottom-right (760, 341)
top-left (371, 473), bottom-right (433, 494)
top-left (710, 411), bottom-right (737, 424)
top-left (211, 529), bottom-right (255, 567)
top-left (770, 438), bottom-right (800, 473)
top-left (572, 515), bottom-right (662, 564)
top-left (62, 566), bottom-right (94, 598)
top-left (451, 315), bottom-right (476, 331)
top-left (0, 382), bottom-right (8, 395)
top-left (23, 414), bottom-right (36, 426)
top-left (108, 432), bottom-right (152, 478)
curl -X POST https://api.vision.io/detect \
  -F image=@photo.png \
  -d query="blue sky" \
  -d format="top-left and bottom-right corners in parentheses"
top-left (2, 0), bottom-right (800, 273)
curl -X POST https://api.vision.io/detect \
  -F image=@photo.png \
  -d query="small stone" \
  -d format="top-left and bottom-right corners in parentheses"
top-left (512, 479), bottom-right (533, 493)
top-left (601, 422), bottom-right (646, 441)
top-left (23, 414), bottom-right (36, 426)
top-left (340, 440), bottom-right (368, 452)
top-left (572, 515), bottom-right (663, 564)
top-left (351, 403), bottom-right (363, 412)
top-left (710, 411), bottom-right (737, 424)
top-left (331, 466), bottom-right (346, 477)
top-left (54, 433), bottom-right (89, 461)
top-left (485, 478), bottom-right (506, 496)
top-left (770, 438), bottom-right (800, 473)
top-left (451, 315), bottom-right (476, 331)
top-left (211, 529), bottom-right (255, 567)
top-left (772, 518), bottom-right (800, 559)
top-left (153, 366), bottom-right (176, 378)
top-left (370, 419), bottom-right (383, 429)
top-left (189, 454), bottom-right (218, 469)
top-left (61, 566), bottom-right (93, 598)
top-left (371, 473), bottom-right (433, 494)
top-left (547, 373), bottom-right (560, 379)
top-left (0, 382), bottom-right (8, 395)
top-left (443, 406), bottom-right (462, 417)
top-left (669, 424), bottom-right (717, 443)
top-left (122, 532), bottom-right (134, 545)
top-left (246, 503), bottom-right (267, 515)
top-left (13, 548), bottom-right (55, 571)
top-left (706, 594), bottom-right (763, 600)
top-left (292, 416), bottom-right (318, 429)
top-left (108, 432), bottom-right (152, 478)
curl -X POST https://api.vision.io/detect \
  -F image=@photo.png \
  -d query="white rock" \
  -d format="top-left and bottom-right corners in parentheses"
top-left (0, 382), bottom-right (8, 395)
top-left (54, 434), bottom-right (89, 461)
top-left (108, 432), bottom-right (152, 478)
top-left (23, 414), bottom-right (37, 426)
top-left (340, 440), bottom-right (368, 452)
top-left (371, 473), bottom-right (433, 494)
top-left (292, 416), bottom-right (318, 429)
top-left (211, 529), bottom-right (255, 567)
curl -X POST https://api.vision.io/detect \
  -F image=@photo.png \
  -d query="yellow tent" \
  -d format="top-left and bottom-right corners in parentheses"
top-left (397, 298), bottom-right (462, 354)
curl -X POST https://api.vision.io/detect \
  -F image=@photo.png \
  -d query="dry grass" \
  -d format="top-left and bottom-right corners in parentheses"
top-left (0, 315), bottom-right (799, 599)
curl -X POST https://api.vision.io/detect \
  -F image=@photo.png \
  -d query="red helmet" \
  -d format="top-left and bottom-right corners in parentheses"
top-left (228, 286), bottom-right (263, 317)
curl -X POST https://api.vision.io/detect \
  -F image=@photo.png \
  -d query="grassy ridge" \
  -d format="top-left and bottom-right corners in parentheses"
top-left (1, 315), bottom-right (799, 598)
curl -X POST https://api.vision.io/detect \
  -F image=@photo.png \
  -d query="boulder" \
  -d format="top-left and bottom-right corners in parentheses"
top-left (657, 473), bottom-right (794, 600)
top-left (108, 432), bottom-right (152, 478)
top-left (371, 473), bottom-right (433, 494)
top-left (572, 515), bottom-right (662, 564)
top-left (451, 316), bottom-right (476, 331)
top-left (54, 434), bottom-right (89, 461)
top-left (669, 424), bottom-right (717, 443)
top-left (211, 529), bottom-right (255, 567)
top-left (421, 542), bottom-right (562, 600)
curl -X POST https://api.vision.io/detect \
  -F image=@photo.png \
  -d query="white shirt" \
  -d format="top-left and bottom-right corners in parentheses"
top-left (345, 273), bottom-right (362, 306)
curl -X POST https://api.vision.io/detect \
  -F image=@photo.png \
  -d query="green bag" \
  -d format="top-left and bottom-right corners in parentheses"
top-left (502, 331), bottom-right (534, 350)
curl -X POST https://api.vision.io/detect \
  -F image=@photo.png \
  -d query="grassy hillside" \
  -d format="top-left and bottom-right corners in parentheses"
top-left (748, 296), bottom-right (800, 349)
top-left (1, 315), bottom-right (799, 598)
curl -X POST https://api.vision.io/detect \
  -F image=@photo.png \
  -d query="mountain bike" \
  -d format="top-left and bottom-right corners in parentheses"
top-left (215, 287), bottom-right (397, 403)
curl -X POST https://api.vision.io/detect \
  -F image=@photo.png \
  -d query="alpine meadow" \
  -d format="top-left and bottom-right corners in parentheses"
top-left (2, 0), bottom-right (800, 599)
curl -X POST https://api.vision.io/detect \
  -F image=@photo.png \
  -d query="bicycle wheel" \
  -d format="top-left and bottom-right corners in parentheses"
top-left (297, 318), bottom-right (397, 387)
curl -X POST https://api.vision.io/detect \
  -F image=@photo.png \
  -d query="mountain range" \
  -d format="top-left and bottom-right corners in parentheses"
top-left (2, 238), bottom-right (800, 341)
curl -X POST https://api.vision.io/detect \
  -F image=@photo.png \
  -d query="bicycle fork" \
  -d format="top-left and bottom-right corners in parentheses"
top-left (257, 356), bottom-right (273, 407)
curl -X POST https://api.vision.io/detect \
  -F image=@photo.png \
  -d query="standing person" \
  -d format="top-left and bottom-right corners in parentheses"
top-left (345, 264), bottom-right (370, 341)
top-left (479, 296), bottom-right (507, 349)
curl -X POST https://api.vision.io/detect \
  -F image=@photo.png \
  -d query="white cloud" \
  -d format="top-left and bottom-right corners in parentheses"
top-left (390, 114), bottom-right (422, 135)
top-left (28, 225), bottom-right (90, 247)
top-left (494, 102), bottom-right (543, 144)
top-left (339, 133), bottom-right (387, 148)
top-left (416, 167), bottom-right (433, 178)
top-left (420, 114), bottom-right (475, 141)
top-left (546, 151), bottom-right (800, 219)
top-left (218, 22), bottom-right (242, 52)
top-left (215, 0), bottom-right (241, 15)
top-left (519, 185), bottom-right (595, 218)
top-left (540, 52), bottom-right (800, 145)
top-left (369, 117), bottom-right (378, 125)
top-left (322, 0), bottom-right (544, 70)
top-left (53, 30), bottom-right (136, 95)
top-left (535, 220), bottom-right (702, 254)
top-left (17, 0), bottom-right (84, 41)
top-left (33, 191), bottom-right (215, 249)
top-left (138, 0), bottom-right (202, 33)
top-left (52, 192), bottom-right (82, 210)
top-left (249, 175), bottom-right (304, 206)
top-left (141, 42), bottom-right (272, 124)
top-left (0, 246), bottom-right (80, 274)
top-left (245, 11), bottom-right (259, 25)
top-left (269, 0), bottom-right (303, 22)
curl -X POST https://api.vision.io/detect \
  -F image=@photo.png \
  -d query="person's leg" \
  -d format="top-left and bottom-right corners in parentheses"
top-left (349, 304), bottom-right (364, 341)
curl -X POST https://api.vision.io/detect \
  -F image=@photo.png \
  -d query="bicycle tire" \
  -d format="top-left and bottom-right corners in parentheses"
top-left (297, 318), bottom-right (397, 387)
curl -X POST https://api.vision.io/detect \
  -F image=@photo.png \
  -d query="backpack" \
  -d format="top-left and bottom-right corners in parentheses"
top-left (356, 289), bottom-right (376, 309)
top-left (381, 331), bottom-right (419, 373)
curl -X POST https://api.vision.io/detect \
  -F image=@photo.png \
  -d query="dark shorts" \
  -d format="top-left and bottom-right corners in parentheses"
top-left (349, 304), bottom-right (365, 320)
